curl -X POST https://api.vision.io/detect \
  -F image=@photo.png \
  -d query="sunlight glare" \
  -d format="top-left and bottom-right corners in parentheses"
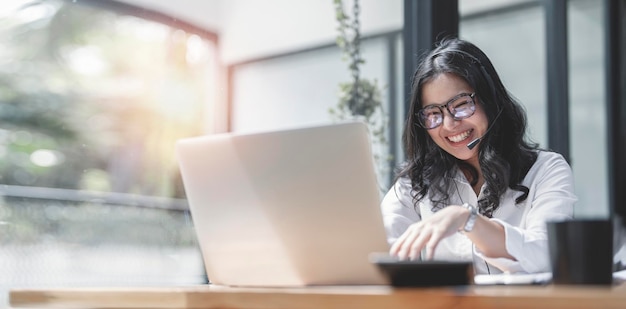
top-left (117, 16), bottom-right (169, 42)
top-left (30, 149), bottom-right (65, 167)
top-left (66, 46), bottom-right (107, 76)
top-left (186, 34), bottom-right (210, 64)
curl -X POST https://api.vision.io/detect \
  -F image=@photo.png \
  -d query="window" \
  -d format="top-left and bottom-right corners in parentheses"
top-left (229, 33), bottom-right (400, 190)
top-left (460, 0), bottom-right (610, 218)
top-left (567, 0), bottom-right (608, 218)
top-left (0, 0), bottom-right (216, 299)
top-left (460, 2), bottom-right (547, 146)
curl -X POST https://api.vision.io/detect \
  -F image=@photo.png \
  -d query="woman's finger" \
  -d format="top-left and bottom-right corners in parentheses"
top-left (392, 223), bottom-right (422, 259)
top-left (424, 227), bottom-right (445, 260)
top-left (407, 227), bottom-right (432, 260)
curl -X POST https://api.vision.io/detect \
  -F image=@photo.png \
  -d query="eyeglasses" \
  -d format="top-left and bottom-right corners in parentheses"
top-left (416, 93), bottom-right (476, 130)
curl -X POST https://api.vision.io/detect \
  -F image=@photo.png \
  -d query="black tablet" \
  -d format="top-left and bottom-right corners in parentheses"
top-left (370, 253), bottom-right (473, 287)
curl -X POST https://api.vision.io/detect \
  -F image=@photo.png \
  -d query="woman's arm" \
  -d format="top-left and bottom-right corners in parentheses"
top-left (465, 214), bottom-right (514, 259)
top-left (388, 204), bottom-right (514, 260)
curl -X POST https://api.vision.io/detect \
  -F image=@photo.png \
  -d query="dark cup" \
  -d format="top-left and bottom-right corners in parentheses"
top-left (547, 219), bottom-right (613, 285)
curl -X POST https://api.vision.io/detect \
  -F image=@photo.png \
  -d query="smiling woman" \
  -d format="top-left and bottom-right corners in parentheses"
top-left (382, 38), bottom-right (576, 275)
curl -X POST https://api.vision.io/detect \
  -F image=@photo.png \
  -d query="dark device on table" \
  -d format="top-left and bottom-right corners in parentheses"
top-left (370, 254), bottom-right (473, 287)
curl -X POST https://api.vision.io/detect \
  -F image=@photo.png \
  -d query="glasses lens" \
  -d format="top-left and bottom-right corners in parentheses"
top-left (450, 95), bottom-right (475, 119)
top-left (419, 106), bottom-right (442, 129)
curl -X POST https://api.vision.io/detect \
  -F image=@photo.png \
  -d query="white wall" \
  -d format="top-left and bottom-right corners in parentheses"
top-left (218, 0), bottom-right (402, 64)
top-left (231, 37), bottom-right (390, 133)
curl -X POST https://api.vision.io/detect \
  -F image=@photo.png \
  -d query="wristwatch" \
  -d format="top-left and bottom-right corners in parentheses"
top-left (461, 203), bottom-right (478, 233)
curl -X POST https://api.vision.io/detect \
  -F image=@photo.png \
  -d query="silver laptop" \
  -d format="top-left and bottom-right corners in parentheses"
top-left (176, 121), bottom-right (390, 287)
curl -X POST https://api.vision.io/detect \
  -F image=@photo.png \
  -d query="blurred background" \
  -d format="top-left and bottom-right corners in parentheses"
top-left (0, 0), bottom-right (618, 307)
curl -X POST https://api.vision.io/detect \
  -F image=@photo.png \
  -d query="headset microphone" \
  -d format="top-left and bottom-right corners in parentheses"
top-left (466, 107), bottom-right (503, 150)
top-left (466, 136), bottom-right (482, 150)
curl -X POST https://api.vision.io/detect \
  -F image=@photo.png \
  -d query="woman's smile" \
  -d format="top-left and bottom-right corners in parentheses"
top-left (447, 129), bottom-right (473, 143)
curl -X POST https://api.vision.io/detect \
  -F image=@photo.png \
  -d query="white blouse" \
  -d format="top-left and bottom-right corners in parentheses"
top-left (380, 151), bottom-right (576, 274)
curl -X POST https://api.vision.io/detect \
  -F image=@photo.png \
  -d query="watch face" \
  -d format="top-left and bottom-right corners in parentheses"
top-left (463, 203), bottom-right (477, 232)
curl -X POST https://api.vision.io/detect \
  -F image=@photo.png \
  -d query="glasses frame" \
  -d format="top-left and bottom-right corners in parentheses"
top-left (416, 92), bottom-right (476, 130)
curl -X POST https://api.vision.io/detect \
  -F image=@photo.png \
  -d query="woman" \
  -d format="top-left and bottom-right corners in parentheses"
top-left (381, 38), bottom-right (576, 274)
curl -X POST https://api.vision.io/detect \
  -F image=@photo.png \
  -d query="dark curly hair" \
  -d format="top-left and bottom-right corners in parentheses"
top-left (398, 38), bottom-right (539, 217)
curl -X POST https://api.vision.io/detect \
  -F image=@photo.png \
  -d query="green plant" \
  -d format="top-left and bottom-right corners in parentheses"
top-left (330, 0), bottom-right (391, 178)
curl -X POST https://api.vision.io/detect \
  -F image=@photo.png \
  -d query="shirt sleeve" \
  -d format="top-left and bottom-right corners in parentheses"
top-left (475, 152), bottom-right (577, 273)
top-left (380, 177), bottom-right (421, 246)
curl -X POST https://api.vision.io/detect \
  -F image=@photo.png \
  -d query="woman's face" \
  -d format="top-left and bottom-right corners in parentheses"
top-left (420, 73), bottom-right (488, 167)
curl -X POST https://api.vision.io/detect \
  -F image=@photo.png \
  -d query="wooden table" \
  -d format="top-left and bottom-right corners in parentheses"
top-left (9, 283), bottom-right (626, 309)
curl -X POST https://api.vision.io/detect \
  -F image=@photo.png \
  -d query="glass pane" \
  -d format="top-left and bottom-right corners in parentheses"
top-left (568, 0), bottom-right (609, 218)
top-left (460, 2), bottom-right (547, 147)
top-left (0, 0), bottom-right (216, 303)
top-left (231, 34), bottom-right (400, 190)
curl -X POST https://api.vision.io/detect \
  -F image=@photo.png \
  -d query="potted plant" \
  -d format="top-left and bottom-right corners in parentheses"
top-left (330, 0), bottom-right (391, 184)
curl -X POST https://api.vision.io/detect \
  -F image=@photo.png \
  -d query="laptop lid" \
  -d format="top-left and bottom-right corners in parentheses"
top-left (175, 121), bottom-right (389, 286)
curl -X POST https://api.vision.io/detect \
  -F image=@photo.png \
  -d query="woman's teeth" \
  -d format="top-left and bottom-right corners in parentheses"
top-left (448, 130), bottom-right (471, 143)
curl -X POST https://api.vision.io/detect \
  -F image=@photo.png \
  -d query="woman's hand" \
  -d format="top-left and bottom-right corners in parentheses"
top-left (389, 205), bottom-right (469, 260)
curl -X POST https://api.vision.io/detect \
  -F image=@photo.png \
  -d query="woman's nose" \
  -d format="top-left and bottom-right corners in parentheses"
top-left (442, 112), bottom-right (460, 129)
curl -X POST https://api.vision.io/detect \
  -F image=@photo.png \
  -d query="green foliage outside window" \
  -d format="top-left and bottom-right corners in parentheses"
top-left (0, 0), bottom-right (213, 198)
